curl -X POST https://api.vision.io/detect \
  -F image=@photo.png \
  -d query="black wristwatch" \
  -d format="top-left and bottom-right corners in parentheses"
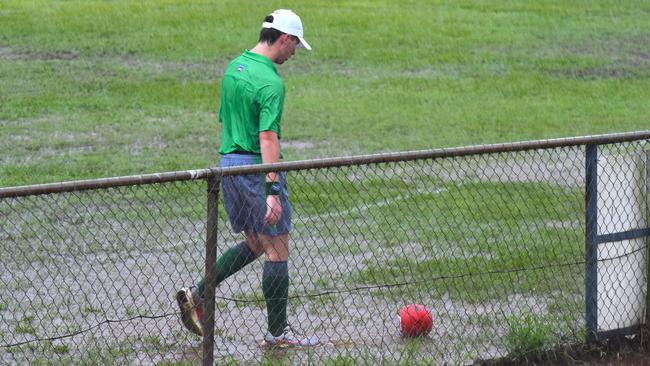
top-left (265, 181), bottom-right (281, 196)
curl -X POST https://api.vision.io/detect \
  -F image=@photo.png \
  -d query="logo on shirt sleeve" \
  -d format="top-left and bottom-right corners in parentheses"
top-left (237, 64), bottom-right (245, 72)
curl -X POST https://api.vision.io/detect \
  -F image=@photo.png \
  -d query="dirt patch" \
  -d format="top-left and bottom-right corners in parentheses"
top-left (477, 333), bottom-right (650, 366)
top-left (0, 46), bottom-right (78, 61)
top-left (117, 55), bottom-right (227, 80)
top-left (548, 67), bottom-right (637, 80)
top-left (282, 140), bottom-right (316, 150)
top-left (541, 34), bottom-right (650, 80)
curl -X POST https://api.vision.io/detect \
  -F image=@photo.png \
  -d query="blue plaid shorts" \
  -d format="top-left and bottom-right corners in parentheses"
top-left (220, 154), bottom-right (292, 236)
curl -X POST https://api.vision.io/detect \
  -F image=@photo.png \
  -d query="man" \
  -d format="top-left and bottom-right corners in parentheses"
top-left (176, 9), bottom-right (317, 347)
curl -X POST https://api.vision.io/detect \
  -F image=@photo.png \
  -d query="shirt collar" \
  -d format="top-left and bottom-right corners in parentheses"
top-left (243, 50), bottom-right (278, 74)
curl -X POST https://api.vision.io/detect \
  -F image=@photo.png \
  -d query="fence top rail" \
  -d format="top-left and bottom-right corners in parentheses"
top-left (1, 130), bottom-right (648, 198)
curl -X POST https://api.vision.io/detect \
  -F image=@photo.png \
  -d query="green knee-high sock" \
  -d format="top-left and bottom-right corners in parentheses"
top-left (197, 241), bottom-right (258, 297)
top-left (262, 261), bottom-right (289, 337)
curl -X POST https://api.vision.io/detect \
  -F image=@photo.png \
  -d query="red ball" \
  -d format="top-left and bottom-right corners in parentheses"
top-left (399, 304), bottom-right (433, 337)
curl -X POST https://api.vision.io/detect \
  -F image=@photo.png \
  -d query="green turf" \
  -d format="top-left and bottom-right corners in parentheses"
top-left (1, 1), bottom-right (648, 364)
top-left (1, 0), bottom-right (649, 187)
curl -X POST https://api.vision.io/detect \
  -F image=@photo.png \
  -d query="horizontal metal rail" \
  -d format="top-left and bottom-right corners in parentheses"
top-left (1, 130), bottom-right (648, 198)
top-left (0, 169), bottom-right (218, 198)
top-left (596, 228), bottom-right (650, 245)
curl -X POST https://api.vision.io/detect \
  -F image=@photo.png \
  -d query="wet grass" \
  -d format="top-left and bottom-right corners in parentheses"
top-left (2, 156), bottom-right (591, 364)
top-left (1, 1), bottom-right (648, 364)
top-left (505, 314), bottom-right (557, 361)
top-left (1, 0), bottom-right (649, 187)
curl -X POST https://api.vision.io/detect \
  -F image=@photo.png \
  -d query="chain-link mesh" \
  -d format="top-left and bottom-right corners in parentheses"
top-left (1, 138), bottom-right (648, 365)
top-left (1, 182), bottom-right (207, 364)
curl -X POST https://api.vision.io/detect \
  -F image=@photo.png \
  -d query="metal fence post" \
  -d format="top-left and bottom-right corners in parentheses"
top-left (585, 144), bottom-right (598, 343)
top-left (203, 175), bottom-right (220, 366)
top-left (645, 150), bottom-right (650, 329)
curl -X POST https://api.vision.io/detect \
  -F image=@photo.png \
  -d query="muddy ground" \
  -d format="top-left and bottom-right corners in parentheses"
top-left (2, 145), bottom-right (648, 364)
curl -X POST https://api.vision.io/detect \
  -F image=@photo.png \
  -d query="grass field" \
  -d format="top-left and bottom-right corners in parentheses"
top-left (2, 148), bottom-right (596, 365)
top-left (1, 0), bottom-right (649, 187)
top-left (1, 1), bottom-right (649, 365)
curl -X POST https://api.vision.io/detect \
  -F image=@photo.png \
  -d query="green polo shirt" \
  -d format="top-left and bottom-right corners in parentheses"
top-left (218, 50), bottom-right (285, 155)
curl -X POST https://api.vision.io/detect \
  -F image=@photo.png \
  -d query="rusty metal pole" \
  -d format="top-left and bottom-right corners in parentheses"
top-left (202, 175), bottom-right (219, 366)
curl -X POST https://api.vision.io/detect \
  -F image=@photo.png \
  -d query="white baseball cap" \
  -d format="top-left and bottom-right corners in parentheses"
top-left (262, 9), bottom-right (312, 51)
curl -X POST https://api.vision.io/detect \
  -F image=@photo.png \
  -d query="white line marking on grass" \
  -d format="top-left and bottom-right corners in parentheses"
top-left (301, 187), bottom-right (447, 223)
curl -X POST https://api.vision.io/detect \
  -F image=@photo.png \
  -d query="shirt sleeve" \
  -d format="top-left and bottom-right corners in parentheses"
top-left (257, 81), bottom-right (285, 136)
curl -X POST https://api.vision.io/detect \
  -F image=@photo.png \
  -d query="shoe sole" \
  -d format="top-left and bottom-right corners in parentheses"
top-left (265, 336), bottom-right (320, 348)
top-left (176, 288), bottom-right (203, 336)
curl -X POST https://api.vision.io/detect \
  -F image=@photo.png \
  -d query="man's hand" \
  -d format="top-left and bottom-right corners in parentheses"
top-left (264, 195), bottom-right (282, 225)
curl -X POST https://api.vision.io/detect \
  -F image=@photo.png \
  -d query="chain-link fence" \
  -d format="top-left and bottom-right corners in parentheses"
top-left (1, 132), bottom-right (649, 365)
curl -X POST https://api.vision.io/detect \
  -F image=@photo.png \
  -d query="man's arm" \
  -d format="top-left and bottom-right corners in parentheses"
top-left (260, 130), bottom-right (282, 225)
